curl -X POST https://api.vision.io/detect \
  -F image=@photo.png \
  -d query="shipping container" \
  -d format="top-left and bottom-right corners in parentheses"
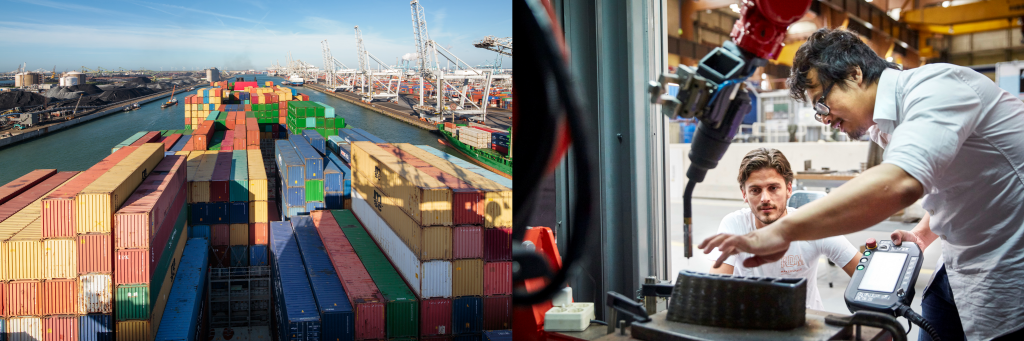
top-left (151, 201), bottom-right (187, 274)
top-left (230, 245), bottom-right (248, 267)
top-left (421, 298), bottom-right (453, 336)
top-left (153, 238), bottom-right (209, 341)
top-left (350, 129), bottom-right (386, 144)
top-left (289, 135), bottom-right (324, 180)
top-left (350, 191), bottom-right (452, 298)
top-left (77, 234), bottom-right (111, 275)
top-left (43, 239), bottom-right (77, 279)
top-left (483, 228), bottom-right (511, 262)
top-left (6, 236), bottom-right (42, 280)
top-left (453, 226), bottom-right (483, 259)
top-left (37, 153), bottom-right (130, 237)
top-left (43, 315), bottom-right (78, 341)
top-left (79, 314), bottom-right (114, 341)
top-left (249, 244), bottom-right (268, 266)
top-left (190, 152), bottom-right (217, 203)
top-left (210, 151), bottom-right (233, 202)
top-left (78, 274), bottom-right (112, 314)
top-left (208, 202), bottom-right (229, 224)
top-left (111, 132), bottom-right (147, 153)
top-left (453, 297), bottom-right (483, 335)
top-left (247, 150), bottom-right (268, 201)
top-left (291, 216), bottom-right (355, 341)
top-left (250, 201), bottom-right (268, 224)
top-left (169, 136), bottom-right (191, 152)
top-left (8, 317), bottom-right (42, 341)
top-left (1, 171), bottom-right (69, 225)
top-left (129, 132), bottom-right (161, 147)
top-left (350, 142), bottom-right (452, 226)
top-left (7, 280), bottom-right (40, 316)
top-left (301, 129), bottom-right (327, 156)
top-left (351, 179), bottom-right (452, 260)
top-left (229, 223), bottom-right (248, 245)
top-left (228, 202), bottom-right (248, 224)
top-left (42, 279), bottom-right (77, 315)
top-left (115, 285), bottom-right (149, 320)
top-left (268, 222), bottom-right (322, 341)
top-left (483, 330), bottom-right (511, 341)
top-left (452, 259), bottom-right (483, 297)
top-left (483, 262), bottom-right (512, 296)
top-left (377, 144), bottom-right (485, 225)
top-left (230, 151), bottom-right (250, 202)
top-left (275, 140), bottom-right (305, 188)
top-left (114, 249), bottom-right (150, 286)
top-left (414, 146), bottom-right (509, 189)
top-left (211, 224), bottom-right (229, 246)
top-left (309, 211), bottom-right (386, 340)
top-left (113, 155), bottom-right (186, 249)
top-left (190, 225), bottom-right (210, 240)
top-left (0, 169), bottom-right (57, 206)
top-left (249, 223), bottom-right (268, 245)
top-left (482, 296), bottom-right (511, 330)
top-left (209, 246), bottom-right (229, 268)
top-left (77, 144), bottom-right (165, 234)
top-left (398, 145), bottom-right (512, 227)
top-left (329, 210), bottom-right (419, 338)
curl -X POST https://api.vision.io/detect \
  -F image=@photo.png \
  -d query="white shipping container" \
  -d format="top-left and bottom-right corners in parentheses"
top-left (79, 273), bottom-right (113, 314)
top-left (8, 317), bottom-right (42, 341)
top-left (353, 190), bottom-right (453, 299)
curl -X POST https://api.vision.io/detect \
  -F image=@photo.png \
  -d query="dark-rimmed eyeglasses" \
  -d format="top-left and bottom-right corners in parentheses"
top-left (813, 83), bottom-right (834, 123)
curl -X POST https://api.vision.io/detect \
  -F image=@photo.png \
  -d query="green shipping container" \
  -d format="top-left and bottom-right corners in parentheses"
top-left (230, 151), bottom-right (250, 202)
top-left (326, 118), bottom-right (335, 129)
top-left (254, 104), bottom-right (263, 111)
top-left (159, 130), bottom-right (170, 136)
top-left (315, 117), bottom-right (325, 128)
top-left (116, 285), bottom-right (150, 320)
top-left (206, 111), bottom-right (220, 121)
top-left (326, 128), bottom-right (338, 137)
top-left (331, 210), bottom-right (419, 339)
top-left (317, 128), bottom-right (327, 138)
top-left (150, 205), bottom-right (187, 312)
top-left (305, 180), bottom-right (324, 201)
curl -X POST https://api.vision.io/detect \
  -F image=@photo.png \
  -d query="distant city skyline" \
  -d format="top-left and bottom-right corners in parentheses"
top-left (0, 0), bottom-right (511, 73)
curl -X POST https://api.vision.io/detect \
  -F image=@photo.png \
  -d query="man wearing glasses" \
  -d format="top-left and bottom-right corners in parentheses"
top-left (699, 28), bottom-right (1024, 341)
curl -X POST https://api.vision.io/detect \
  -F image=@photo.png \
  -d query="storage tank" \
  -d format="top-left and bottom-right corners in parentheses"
top-left (66, 71), bottom-right (87, 85)
top-left (14, 72), bottom-right (42, 87)
top-left (59, 76), bottom-right (80, 87)
top-left (207, 68), bottom-right (221, 82)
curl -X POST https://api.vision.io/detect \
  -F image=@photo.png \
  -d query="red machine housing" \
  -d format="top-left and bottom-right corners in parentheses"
top-left (731, 0), bottom-right (814, 60)
top-left (512, 226), bottom-right (565, 341)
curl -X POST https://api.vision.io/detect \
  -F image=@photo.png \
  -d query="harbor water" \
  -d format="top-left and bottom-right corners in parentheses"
top-left (0, 75), bottom-right (456, 185)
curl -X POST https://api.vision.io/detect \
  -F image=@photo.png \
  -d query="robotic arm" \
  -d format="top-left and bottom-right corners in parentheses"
top-left (648, 0), bottom-right (813, 257)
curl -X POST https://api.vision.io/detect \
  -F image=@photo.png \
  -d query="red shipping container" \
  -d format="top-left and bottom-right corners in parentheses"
top-left (268, 201), bottom-right (281, 221)
top-left (1, 171), bottom-right (76, 224)
top-left (226, 112), bottom-right (236, 130)
top-left (221, 130), bottom-right (235, 152)
top-left (41, 279), bottom-right (77, 315)
top-left (421, 298), bottom-right (453, 336)
top-left (78, 234), bottom-right (112, 274)
top-left (249, 223), bottom-right (268, 245)
top-left (193, 122), bottom-right (215, 150)
top-left (246, 118), bottom-right (260, 146)
top-left (0, 169), bottom-right (56, 206)
top-left (210, 152), bottom-right (232, 202)
top-left (115, 249), bottom-right (150, 285)
top-left (179, 135), bottom-right (195, 152)
top-left (114, 156), bottom-right (186, 249)
top-left (311, 211), bottom-right (386, 340)
top-left (151, 185), bottom-right (186, 271)
top-left (42, 147), bottom-right (137, 238)
top-left (129, 131), bottom-right (161, 146)
top-left (452, 226), bottom-right (483, 259)
top-left (484, 228), bottom-right (512, 262)
top-left (234, 132), bottom-right (247, 150)
top-left (210, 246), bottom-right (230, 268)
top-left (6, 280), bottom-right (40, 316)
top-left (43, 315), bottom-right (78, 341)
top-left (484, 262), bottom-right (512, 296)
top-left (376, 144), bottom-right (486, 225)
top-left (212, 224), bottom-right (229, 246)
top-left (163, 134), bottom-right (182, 152)
top-left (483, 296), bottom-right (512, 330)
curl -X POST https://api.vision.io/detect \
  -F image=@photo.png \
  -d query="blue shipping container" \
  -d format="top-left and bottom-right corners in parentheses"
top-left (326, 153), bottom-right (351, 197)
top-left (169, 137), bottom-right (190, 152)
top-left (288, 135), bottom-right (324, 180)
top-left (228, 202), bottom-right (248, 224)
top-left (79, 314), bottom-right (113, 341)
top-left (324, 161), bottom-right (343, 193)
top-left (351, 128), bottom-right (387, 144)
top-left (230, 245), bottom-right (249, 267)
top-left (155, 238), bottom-right (209, 341)
top-left (325, 192), bottom-right (345, 209)
top-left (306, 201), bottom-right (325, 212)
top-left (189, 225), bottom-right (211, 240)
top-left (286, 206), bottom-right (307, 218)
top-left (337, 143), bottom-right (351, 164)
top-left (269, 221), bottom-right (322, 341)
top-left (302, 129), bottom-right (327, 156)
top-left (189, 203), bottom-right (209, 225)
top-left (291, 216), bottom-right (356, 341)
top-left (326, 136), bottom-right (345, 156)
top-left (453, 296), bottom-right (483, 334)
top-left (286, 187), bottom-right (306, 207)
top-left (484, 330), bottom-right (512, 341)
top-left (276, 139), bottom-right (306, 188)
top-left (415, 145), bottom-right (513, 189)
top-left (208, 202), bottom-right (229, 224)
top-left (250, 245), bottom-right (268, 266)
top-left (339, 129), bottom-right (369, 144)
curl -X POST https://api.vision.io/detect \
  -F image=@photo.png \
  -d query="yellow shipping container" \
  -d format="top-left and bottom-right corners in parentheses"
top-left (116, 320), bottom-right (149, 341)
top-left (175, 151), bottom-right (189, 156)
top-left (353, 173), bottom-right (451, 260)
top-left (246, 150), bottom-right (268, 201)
top-left (230, 224), bottom-right (248, 246)
top-left (250, 201), bottom-right (268, 223)
top-left (197, 88), bottom-right (206, 97)
top-left (190, 151), bottom-right (218, 203)
top-left (395, 144), bottom-right (513, 228)
top-left (7, 218), bottom-right (43, 280)
top-left (43, 238), bottom-right (76, 279)
top-left (0, 173), bottom-right (79, 280)
top-left (350, 142), bottom-right (453, 226)
top-left (77, 144), bottom-right (164, 234)
top-left (452, 259), bottom-right (483, 297)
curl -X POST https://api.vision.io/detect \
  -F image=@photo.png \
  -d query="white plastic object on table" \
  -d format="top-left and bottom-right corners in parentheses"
top-left (544, 302), bottom-right (595, 332)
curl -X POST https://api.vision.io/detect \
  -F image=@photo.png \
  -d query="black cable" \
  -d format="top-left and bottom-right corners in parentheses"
top-left (591, 319), bottom-right (608, 326)
top-left (895, 303), bottom-right (939, 341)
top-left (682, 180), bottom-right (696, 258)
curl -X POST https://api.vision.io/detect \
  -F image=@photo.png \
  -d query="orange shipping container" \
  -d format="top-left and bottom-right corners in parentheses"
top-left (42, 151), bottom-right (134, 238)
top-left (41, 279), bottom-right (77, 315)
top-left (7, 280), bottom-right (40, 316)
top-left (78, 234), bottom-right (112, 274)
top-left (43, 316), bottom-right (78, 341)
top-left (249, 223), bottom-right (268, 245)
top-left (115, 249), bottom-right (149, 285)
top-left (76, 144), bottom-right (165, 234)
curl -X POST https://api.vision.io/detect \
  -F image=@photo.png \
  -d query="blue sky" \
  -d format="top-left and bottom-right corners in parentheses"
top-left (0, 0), bottom-right (511, 73)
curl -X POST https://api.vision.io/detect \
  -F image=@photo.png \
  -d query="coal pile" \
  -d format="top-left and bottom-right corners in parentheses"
top-left (98, 88), bottom-right (156, 102)
top-left (0, 91), bottom-right (47, 111)
top-left (42, 84), bottom-right (104, 100)
top-left (125, 77), bottom-right (152, 86)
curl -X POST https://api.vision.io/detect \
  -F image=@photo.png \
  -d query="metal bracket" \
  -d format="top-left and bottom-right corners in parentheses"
top-left (606, 291), bottom-right (651, 335)
top-left (825, 311), bottom-right (907, 341)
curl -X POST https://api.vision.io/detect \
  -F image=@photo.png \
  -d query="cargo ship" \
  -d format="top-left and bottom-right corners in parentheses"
top-left (437, 122), bottom-right (512, 178)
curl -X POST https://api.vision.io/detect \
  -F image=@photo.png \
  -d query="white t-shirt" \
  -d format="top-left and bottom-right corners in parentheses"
top-left (706, 207), bottom-right (857, 311)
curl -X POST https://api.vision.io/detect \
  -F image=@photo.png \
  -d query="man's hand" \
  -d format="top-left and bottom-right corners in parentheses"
top-left (891, 229), bottom-right (921, 246)
top-left (891, 212), bottom-right (937, 249)
top-left (699, 228), bottom-right (791, 269)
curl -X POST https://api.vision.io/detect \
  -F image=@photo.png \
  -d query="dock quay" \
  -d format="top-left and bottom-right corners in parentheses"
top-left (304, 83), bottom-right (439, 131)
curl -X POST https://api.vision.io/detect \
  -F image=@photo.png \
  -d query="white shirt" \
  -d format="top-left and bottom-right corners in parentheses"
top-left (707, 207), bottom-right (857, 311)
top-left (871, 64), bottom-right (1024, 340)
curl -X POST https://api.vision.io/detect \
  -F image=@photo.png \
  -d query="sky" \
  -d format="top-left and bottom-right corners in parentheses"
top-left (0, 0), bottom-right (511, 73)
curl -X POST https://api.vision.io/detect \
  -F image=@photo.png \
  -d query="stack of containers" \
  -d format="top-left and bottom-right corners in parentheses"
top-left (153, 238), bottom-right (209, 341)
top-left (291, 216), bottom-right (355, 341)
top-left (275, 139), bottom-right (306, 217)
top-left (457, 127), bottom-right (491, 150)
top-left (393, 144), bottom-right (514, 333)
top-left (288, 135), bottom-right (325, 213)
top-left (286, 101), bottom-right (345, 136)
top-left (310, 211), bottom-right (385, 340)
top-left (330, 210), bottom-right (418, 339)
top-left (112, 154), bottom-right (190, 340)
top-left (192, 121), bottom-right (215, 151)
top-left (413, 145), bottom-right (512, 189)
top-left (268, 221), bottom-right (321, 341)
top-left (247, 150), bottom-right (270, 260)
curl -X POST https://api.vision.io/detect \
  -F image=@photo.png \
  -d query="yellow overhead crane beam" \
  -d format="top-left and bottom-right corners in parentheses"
top-left (903, 0), bottom-right (1024, 35)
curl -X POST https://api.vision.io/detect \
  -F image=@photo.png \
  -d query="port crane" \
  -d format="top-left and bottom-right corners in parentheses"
top-left (353, 26), bottom-right (403, 103)
top-left (321, 40), bottom-right (356, 92)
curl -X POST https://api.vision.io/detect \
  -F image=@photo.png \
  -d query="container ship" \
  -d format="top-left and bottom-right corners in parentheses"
top-left (0, 79), bottom-right (512, 341)
top-left (437, 122), bottom-right (512, 179)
